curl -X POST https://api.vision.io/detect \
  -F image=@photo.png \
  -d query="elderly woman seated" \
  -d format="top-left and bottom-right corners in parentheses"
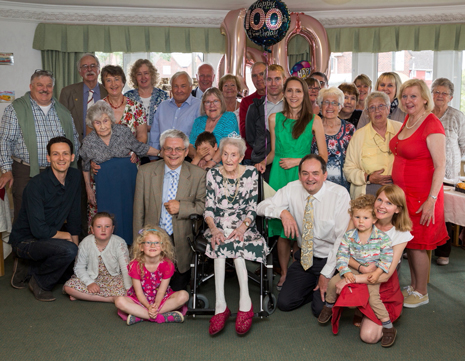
top-left (80, 100), bottom-right (159, 244)
top-left (343, 92), bottom-right (402, 199)
top-left (204, 137), bottom-right (268, 336)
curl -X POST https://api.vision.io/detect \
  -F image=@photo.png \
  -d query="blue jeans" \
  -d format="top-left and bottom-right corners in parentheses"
top-left (13, 238), bottom-right (78, 291)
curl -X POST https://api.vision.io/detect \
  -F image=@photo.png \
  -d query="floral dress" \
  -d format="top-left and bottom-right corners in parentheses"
top-left (312, 118), bottom-right (354, 190)
top-left (126, 259), bottom-right (174, 306)
top-left (87, 97), bottom-right (147, 229)
top-left (204, 166), bottom-right (269, 263)
top-left (117, 259), bottom-right (188, 323)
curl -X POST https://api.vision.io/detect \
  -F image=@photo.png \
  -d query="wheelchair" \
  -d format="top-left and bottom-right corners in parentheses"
top-left (186, 172), bottom-right (278, 318)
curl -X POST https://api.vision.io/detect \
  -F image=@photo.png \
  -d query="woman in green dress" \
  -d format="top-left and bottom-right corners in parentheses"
top-left (257, 76), bottom-right (327, 290)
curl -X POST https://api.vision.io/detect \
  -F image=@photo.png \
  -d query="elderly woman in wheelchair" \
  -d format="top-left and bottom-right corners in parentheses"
top-left (203, 136), bottom-right (269, 336)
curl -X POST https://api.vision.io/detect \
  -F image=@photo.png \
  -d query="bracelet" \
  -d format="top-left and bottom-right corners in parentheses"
top-left (358, 264), bottom-right (361, 272)
top-left (429, 194), bottom-right (437, 201)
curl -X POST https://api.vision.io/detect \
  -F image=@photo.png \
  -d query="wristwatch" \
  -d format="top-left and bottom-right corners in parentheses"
top-left (366, 174), bottom-right (371, 185)
top-left (244, 220), bottom-right (251, 228)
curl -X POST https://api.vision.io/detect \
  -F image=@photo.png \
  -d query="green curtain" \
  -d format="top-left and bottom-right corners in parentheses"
top-left (33, 24), bottom-right (225, 53)
top-left (287, 36), bottom-right (311, 68)
top-left (34, 22), bottom-right (465, 55)
top-left (326, 23), bottom-right (465, 53)
top-left (41, 50), bottom-right (87, 98)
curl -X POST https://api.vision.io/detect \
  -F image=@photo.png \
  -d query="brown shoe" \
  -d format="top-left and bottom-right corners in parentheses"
top-left (381, 327), bottom-right (397, 347)
top-left (318, 305), bottom-right (333, 324)
top-left (28, 277), bottom-right (56, 302)
top-left (11, 256), bottom-right (31, 289)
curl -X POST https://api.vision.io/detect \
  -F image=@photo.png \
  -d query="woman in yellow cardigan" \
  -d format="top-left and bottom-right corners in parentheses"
top-left (343, 92), bottom-right (402, 199)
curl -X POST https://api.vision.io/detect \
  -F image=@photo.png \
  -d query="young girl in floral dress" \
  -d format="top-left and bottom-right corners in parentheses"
top-left (63, 212), bottom-right (131, 302)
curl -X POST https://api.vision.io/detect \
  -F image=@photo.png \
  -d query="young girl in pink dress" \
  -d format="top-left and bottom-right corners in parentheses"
top-left (115, 226), bottom-right (189, 325)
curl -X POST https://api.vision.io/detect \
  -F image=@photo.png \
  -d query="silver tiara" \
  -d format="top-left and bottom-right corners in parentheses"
top-left (228, 131), bottom-right (242, 139)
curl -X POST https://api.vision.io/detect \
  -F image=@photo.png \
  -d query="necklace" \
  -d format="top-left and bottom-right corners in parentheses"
top-left (406, 111), bottom-right (426, 129)
top-left (106, 96), bottom-right (125, 109)
top-left (373, 136), bottom-right (392, 155)
top-left (222, 167), bottom-right (241, 203)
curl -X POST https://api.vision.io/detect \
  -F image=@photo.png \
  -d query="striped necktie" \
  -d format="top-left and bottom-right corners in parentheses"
top-left (87, 89), bottom-right (94, 109)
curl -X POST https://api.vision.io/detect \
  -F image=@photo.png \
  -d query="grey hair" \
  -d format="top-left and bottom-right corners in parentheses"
top-left (30, 70), bottom-right (55, 86)
top-left (197, 63), bottom-right (215, 75)
top-left (160, 129), bottom-right (190, 149)
top-left (170, 71), bottom-right (193, 88)
top-left (364, 91), bottom-right (390, 110)
top-left (219, 137), bottom-right (246, 158)
top-left (431, 77), bottom-right (454, 97)
top-left (77, 53), bottom-right (100, 72)
top-left (200, 87), bottom-right (227, 116)
top-left (317, 87), bottom-right (344, 108)
top-left (86, 100), bottom-right (116, 129)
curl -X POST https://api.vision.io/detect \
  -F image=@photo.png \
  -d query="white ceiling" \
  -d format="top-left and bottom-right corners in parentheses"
top-left (3, 0), bottom-right (464, 11)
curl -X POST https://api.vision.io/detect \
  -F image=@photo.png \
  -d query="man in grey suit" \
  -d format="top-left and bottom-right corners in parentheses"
top-left (133, 129), bottom-right (206, 291)
top-left (59, 53), bottom-right (108, 142)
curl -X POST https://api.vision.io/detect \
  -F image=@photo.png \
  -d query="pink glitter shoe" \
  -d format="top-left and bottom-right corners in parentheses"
top-left (235, 304), bottom-right (254, 335)
top-left (209, 307), bottom-right (231, 335)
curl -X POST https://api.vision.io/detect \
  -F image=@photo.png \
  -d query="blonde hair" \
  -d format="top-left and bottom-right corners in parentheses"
top-left (376, 185), bottom-right (413, 232)
top-left (398, 78), bottom-right (434, 113)
top-left (349, 194), bottom-right (376, 218)
top-left (375, 72), bottom-right (402, 100)
top-left (131, 225), bottom-right (175, 278)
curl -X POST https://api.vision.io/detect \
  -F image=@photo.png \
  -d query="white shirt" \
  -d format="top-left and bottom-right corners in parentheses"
top-left (257, 180), bottom-right (351, 278)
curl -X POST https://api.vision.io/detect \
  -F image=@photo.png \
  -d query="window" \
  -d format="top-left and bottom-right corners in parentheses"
top-left (95, 51), bottom-right (221, 93)
top-left (328, 52), bottom-right (352, 86)
top-left (377, 50), bottom-right (434, 86)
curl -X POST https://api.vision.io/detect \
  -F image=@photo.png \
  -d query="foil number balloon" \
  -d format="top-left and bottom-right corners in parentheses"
top-left (219, 8), bottom-right (331, 89)
top-left (244, 0), bottom-right (291, 50)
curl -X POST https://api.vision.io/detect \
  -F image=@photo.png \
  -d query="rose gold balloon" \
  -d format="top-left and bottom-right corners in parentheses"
top-left (220, 8), bottom-right (248, 82)
top-left (270, 12), bottom-right (331, 80)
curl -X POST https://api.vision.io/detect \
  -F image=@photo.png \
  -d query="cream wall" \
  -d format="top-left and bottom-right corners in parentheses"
top-left (0, 19), bottom-right (42, 115)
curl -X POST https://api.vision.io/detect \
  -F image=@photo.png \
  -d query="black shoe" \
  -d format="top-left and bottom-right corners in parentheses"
top-left (28, 277), bottom-right (56, 302)
top-left (11, 256), bottom-right (31, 289)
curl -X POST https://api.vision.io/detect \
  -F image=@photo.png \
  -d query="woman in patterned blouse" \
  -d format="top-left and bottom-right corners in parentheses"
top-left (99, 65), bottom-right (147, 143)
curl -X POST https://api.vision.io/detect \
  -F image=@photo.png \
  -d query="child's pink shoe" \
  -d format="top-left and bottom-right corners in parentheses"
top-left (155, 311), bottom-right (184, 323)
top-left (127, 314), bottom-right (143, 326)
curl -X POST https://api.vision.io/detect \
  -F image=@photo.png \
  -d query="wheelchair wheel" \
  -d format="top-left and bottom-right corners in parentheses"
top-left (263, 294), bottom-right (277, 315)
top-left (188, 294), bottom-right (210, 309)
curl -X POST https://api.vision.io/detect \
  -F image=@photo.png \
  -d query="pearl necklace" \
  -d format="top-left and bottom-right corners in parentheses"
top-left (406, 111), bottom-right (426, 130)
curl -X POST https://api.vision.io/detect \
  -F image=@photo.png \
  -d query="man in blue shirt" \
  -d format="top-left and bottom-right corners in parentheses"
top-left (9, 137), bottom-right (80, 302)
top-left (149, 71), bottom-right (201, 153)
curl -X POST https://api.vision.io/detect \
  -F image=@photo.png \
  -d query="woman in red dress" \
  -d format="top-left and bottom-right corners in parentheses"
top-left (389, 79), bottom-right (448, 308)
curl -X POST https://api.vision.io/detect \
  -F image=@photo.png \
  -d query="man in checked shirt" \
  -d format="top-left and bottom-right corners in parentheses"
top-left (0, 69), bottom-right (80, 222)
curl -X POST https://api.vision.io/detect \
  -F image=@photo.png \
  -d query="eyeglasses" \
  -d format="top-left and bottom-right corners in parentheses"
top-left (204, 100), bottom-right (220, 107)
top-left (163, 147), bottom-right (186, 153)
top-left (142, 241), bottom-right (163, 247)
top-left (432, 91), bottom-right (450, 97)
top-left (368, 104), bottom-right (389, 113)
top-left (322, 100), bottom-right (339, 107)
top-left (309, 87), bottom-right (321, 92)
top-left (80, 64), bottom-right (99, 70)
